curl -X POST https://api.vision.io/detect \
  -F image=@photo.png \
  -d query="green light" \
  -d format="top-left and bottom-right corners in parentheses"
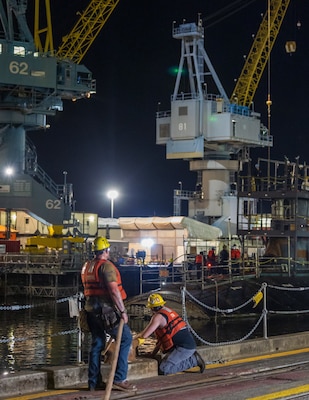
top-left (168, 66), bottom-right (187, 76)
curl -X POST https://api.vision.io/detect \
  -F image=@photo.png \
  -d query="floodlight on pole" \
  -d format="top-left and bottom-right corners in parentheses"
top-left (107, 190), bottom-right (119, 218)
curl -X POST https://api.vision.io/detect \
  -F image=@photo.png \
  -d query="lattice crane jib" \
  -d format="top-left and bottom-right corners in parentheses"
top-left (56, 0), bottom-right (120, 64)
top-left (34, 0), bottom-right (119, 64)
top-left (231, 0), bottom-right (291, 107)
top-left (34, 0), bottom-right (54, 54)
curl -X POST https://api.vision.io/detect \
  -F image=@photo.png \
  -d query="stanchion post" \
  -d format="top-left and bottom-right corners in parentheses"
top-left (77, 293), bottom-right (83, 364)
top-left (181, 287), bottom-right (186, 320)
top-left (139, 266), bottom-right (143, 295)
top-left (262, 283), bottom-right (268, 339)
top-left (201, 262), bottom-right (205, 290)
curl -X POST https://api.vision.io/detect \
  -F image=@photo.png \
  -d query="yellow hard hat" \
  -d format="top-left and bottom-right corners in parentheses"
top-left (93, 236), bottom-right (110, 252)
top-left (147, 293), bottom-right (166, 308)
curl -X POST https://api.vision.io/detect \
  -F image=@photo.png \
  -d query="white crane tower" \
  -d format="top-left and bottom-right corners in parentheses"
top-left (156, 18), bottom-right (272, 235)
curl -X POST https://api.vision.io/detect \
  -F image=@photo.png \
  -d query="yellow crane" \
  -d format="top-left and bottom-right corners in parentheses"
top-left (231, 0), bottom-right (291, 108)
top-left (34, 0), bottom-right (120, 63)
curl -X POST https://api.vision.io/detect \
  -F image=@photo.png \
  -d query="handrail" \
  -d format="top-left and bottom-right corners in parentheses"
top-left (0, 252), bottom-right (85, 272)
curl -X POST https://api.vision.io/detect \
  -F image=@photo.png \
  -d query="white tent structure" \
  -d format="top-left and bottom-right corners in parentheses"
top-left (118, 216), bottom-right (222, 263)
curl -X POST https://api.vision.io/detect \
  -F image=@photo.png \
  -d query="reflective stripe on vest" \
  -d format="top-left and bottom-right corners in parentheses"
top-left (81, 259), bottom-right (127, 300)
top-left (155, 306), bottom-right (187, 352)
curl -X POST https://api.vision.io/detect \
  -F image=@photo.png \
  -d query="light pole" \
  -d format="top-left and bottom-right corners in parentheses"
top-left (107, 190), bottom-right (119, 218)
top-left (178, 181), bottom-right (182, 191)
top-left (63, 171), bottom-right (67, 202)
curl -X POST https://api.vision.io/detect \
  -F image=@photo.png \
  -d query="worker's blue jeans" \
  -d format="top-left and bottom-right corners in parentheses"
top-left (159, 346), bottom-right (197, 375)
top-left (87, 312), bottom-right (106, 389)
top-left (87, 312), bottom-right (132, 389)
top-left (108, 323), bottom-right (132, 383)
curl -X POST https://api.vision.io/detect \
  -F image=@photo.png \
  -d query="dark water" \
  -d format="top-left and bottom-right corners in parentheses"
top-left (1, 296), bottom-right (309, 374)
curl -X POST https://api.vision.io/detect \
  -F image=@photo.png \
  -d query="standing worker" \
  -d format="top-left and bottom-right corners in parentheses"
top-left (81, 236), bottom-right (136, 392)
top-left (219, 245), bottom-right (229, 265)
top-left (135, 293), bottom-right (205, 375)
top-left (231, 244), bottom-right (241, 274)
top-left (206, 247), bottom-right (216, 273)
top-left (219, 245), bottom-right (229, 274)
top-left (194, 251), bottom-right (204, 279)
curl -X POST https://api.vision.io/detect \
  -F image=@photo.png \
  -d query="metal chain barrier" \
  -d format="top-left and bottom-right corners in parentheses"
top-left (187, 311), bottom-right (265, 347)
top-left (267, 284), bottom-right (309, 291)
top-left (267, 282), bottom-right (309, 314)
top-left (0, 329), bottom-right (79, 344)
top-left (183, 285), bottom-right (263, 313)
top-left (0, 295), bottom-right (80, 344)
top-left (0, 294), bottom-right (78, 311)
top-left (0, 304), bottom-right (34, 311)
top-left (183, 280), bottom-right (309, 345)
top-left (182, 286), bottom-right (265, 346)
top-left (269, 309), bottom-right (309, 315)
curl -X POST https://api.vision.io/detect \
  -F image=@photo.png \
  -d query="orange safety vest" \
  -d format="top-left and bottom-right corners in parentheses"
top-left (195, 254), bottom-right (203, 264)
top-left (155, 306), bottom-right (187, 352)
top-left (231, 248), bottom-right (241, 260)
top-left (81, 259), bottom-right (127, 300)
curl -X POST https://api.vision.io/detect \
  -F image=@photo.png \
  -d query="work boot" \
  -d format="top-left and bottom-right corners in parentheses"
top-left (194, 351), bottom-right (205, 373)
top-left (113, 380), bottom-right (137, 392)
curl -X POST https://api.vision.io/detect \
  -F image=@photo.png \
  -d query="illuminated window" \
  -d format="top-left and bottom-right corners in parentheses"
top-left (14, 46), bottom-right (25, 56)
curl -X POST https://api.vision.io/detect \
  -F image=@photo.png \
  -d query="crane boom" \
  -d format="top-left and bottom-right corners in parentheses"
top-left (231, 0), bottom-right (290, 107)
top-left (0, 0), bottom-right (120, 227)
top-left (56, 0), bottom-right (120, 64)
top-left (34, 0), bottom-right (54, 54)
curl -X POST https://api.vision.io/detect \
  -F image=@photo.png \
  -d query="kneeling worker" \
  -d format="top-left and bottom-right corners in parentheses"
top-left (136, 293), bottom-right (205, 375)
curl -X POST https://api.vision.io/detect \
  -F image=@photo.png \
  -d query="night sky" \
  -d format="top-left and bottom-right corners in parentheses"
top-left (28, 0), bottom-right (308, 218)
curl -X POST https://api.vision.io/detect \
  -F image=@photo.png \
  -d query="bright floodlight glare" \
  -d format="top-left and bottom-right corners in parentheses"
top-left (107, 190), bottom-right (119, 200)
top-left (107, 190), bottom-right (119, 218)
top-left (141, 238), bottom-right (154, 248)
top-left (5, 167), bottom-right (14, 176)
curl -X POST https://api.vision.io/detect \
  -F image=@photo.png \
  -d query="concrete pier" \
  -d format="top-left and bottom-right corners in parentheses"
top-left (1, 331), bottom-right (309, 398)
